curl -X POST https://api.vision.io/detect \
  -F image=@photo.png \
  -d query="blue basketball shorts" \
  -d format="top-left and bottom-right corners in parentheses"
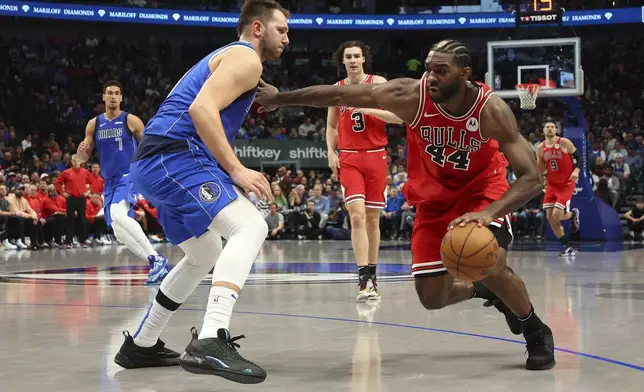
top-left (130, 149), bottom-right (238, 245)
top-left (103, 174), bottom-right (137, 226)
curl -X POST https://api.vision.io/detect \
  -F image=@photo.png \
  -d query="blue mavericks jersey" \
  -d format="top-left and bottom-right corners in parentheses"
top-left (144, 41), bottom-right (258, 160)
top-left (94, 111), bottom-right (137, 180)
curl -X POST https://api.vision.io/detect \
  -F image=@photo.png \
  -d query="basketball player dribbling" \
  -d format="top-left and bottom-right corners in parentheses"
top-left (535, 122), bottom-right (581, 256)
top-left (256, 40), bottom-right (555, 370)
top-left (327, 41), bottom-right (402, 302)
top-left (113, 0), bottom-right (289, 384)
top-left (77, 81), bottom-right (169, 285)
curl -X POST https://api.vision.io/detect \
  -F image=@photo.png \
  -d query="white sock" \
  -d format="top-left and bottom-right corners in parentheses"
top-left (110, 200), bottom-right (158, 260)
top-left (199, 286), bottom-right (238, 339)
top-left (133, 299), bottom-right (175, 347)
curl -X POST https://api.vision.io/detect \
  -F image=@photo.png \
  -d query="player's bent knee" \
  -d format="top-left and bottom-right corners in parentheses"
top-left (211, 197), bottom-right (268, 243)
top-left (179, 232), bottom-right (223, 272)
top-left (550, 208), bottom-right (565, 221)
top-left (110, 200), bottom-right (131, 224)
top-left (414, 273), bottom-right (451, 310)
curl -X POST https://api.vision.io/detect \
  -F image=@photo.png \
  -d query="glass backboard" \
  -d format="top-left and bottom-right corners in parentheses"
top-left (485, 37), bottom-right (583, 99)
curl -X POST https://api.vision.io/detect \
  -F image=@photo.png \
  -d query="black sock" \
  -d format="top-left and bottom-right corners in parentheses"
top-left (519, 305), bottom-right (544, 334)
top-left (368, 264), bottom-right (377, 281)
top-left (558, 234), bottom-right (570, 248)
top-left (358, 266), bottom-right (369, 283)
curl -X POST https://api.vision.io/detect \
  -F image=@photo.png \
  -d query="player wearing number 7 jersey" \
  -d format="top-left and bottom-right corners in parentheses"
top-left (327, 41), bottom-right (394, 303)
top-left (77, 80), bottom-right (169, 285)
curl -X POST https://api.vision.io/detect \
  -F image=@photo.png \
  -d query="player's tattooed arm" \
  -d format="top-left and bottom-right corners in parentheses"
top-left (127, 114), bottom-right (146, 142)
top-left (256, 78), bottom-right (419, 123)
top-left (480, 95), bottom-right (543, 218)
top-left (77, 118), bottom-right (96, 163)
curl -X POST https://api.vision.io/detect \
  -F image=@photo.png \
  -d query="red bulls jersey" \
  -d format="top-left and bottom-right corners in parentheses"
top-left (542, 137), bottom-right (574, 185)
top-left (403, 77), bottom-right (509, 206)
top-left (336, 74), bottom-right (388, 150)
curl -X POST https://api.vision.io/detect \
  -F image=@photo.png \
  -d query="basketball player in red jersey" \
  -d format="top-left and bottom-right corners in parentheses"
top-left (327, 41), bottom-right (400, 302)
top-left (535, 122), bottom-right (581, 257)
top-left (256, 40), bottom-right (555, 370)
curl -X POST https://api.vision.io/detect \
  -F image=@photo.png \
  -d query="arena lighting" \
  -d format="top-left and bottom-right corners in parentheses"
top-left (0, 0), bottom-right (642, 29)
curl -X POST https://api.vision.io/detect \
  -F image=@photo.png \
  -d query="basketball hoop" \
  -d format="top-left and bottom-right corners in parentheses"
top-left (516, 83), bottom-right (541, 110)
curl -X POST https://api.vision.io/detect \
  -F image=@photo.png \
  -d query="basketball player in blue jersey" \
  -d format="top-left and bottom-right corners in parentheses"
top-left (112, 0), bottom-right (289, 384)
top-left (77, 81), bottom-right (169, 285)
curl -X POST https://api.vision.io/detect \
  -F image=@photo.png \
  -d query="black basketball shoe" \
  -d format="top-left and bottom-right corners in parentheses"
top-left (524, 325), bottom-right (556, 370)
top-left (474, 282), bottom-right (523, 335)
top-left (179, 327), bottom-right (267, 384)
top-left (114, 331), bottom-right (181, 369)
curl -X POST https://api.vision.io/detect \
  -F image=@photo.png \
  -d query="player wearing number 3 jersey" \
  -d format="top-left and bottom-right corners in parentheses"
top-left (535, 121), bottom-right (581, 257)
top-left (327, 41), bottom-right (396, 303)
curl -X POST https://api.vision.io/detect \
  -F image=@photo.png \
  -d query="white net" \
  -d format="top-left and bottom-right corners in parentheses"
top-left (516, 84), bottom-right (541, 110)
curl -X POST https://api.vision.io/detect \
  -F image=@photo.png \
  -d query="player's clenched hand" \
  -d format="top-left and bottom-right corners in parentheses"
top-left (255, 79), bottom-right (279, 113)
top-left (448, 211), bottom-right (494, 230)
top-left (77, 141), bottom-right (91, 162)
top-left (328, 150), bottom-right (340, 177)
top-left (229, 166), bottom-right (273, 202)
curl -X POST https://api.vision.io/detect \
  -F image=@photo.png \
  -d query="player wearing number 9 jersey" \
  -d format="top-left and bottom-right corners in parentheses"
top-left (326, 41), bottom-right (393, 303)
top-left (535, 121), bottom-right (581, 257)
top-left (77, 80), bottom-right (169, 285)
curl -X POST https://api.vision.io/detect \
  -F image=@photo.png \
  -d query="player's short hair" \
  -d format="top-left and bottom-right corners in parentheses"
top-left (430, 39), bottom-right (472, 69)
top-left (332, 40), bottom-right (372, 73)
top-left (103, 80), bottom-right (122, 93)
top-left (236, 0), bottom-right (290, 37)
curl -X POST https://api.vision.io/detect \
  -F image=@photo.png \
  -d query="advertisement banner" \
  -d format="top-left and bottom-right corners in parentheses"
top-left (0, 1), bottom-right (642, 30)
top-left (233, 139), bottom-right (329, 168)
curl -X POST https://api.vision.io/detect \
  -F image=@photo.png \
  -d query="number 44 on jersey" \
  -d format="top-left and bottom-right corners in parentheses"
top-left (420, 125), bottom-right (484, 171)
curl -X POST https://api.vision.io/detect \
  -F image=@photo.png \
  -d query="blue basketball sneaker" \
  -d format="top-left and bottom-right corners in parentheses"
top-left (145, 255), bottom-right (169, 285)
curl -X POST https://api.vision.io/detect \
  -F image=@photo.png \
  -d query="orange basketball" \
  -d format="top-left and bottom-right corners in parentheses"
top-left (440, 222), bottom-right (499, 282)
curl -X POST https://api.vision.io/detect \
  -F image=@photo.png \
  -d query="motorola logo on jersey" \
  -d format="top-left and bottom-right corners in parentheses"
top-left (466, 117), bottom-right (479, 132)
top-left (199, 182), bottom-right (221, 203)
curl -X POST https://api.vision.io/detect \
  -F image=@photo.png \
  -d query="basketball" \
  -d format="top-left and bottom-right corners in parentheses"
top-left (440, 222), bottom-right (499, 282)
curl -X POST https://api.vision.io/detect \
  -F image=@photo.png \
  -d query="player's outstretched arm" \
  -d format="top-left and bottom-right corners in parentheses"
top-left (77, 118), bottom-right (96, 163)
top-left (256, 78), bottom-right (413, 109)
top-left (480, 95), bottom-right (543, 218)
top-left (189, 47), bottom-right (271, 200)
top-left (256, 78), bottom-right (419, 124)
top-left (127, 114), bottom-right (146, 141)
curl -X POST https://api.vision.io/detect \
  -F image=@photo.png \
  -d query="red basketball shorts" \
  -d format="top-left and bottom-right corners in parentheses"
top-left (339, 148), bottom-right (388, 209)
top-left (543, 181), bottom-right (575, 211)
top-left (410, 184), bottom-right (513, 277)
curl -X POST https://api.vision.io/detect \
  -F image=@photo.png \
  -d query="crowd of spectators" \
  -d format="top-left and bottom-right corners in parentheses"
top-left (0, 22), bottom-right (643, 248)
